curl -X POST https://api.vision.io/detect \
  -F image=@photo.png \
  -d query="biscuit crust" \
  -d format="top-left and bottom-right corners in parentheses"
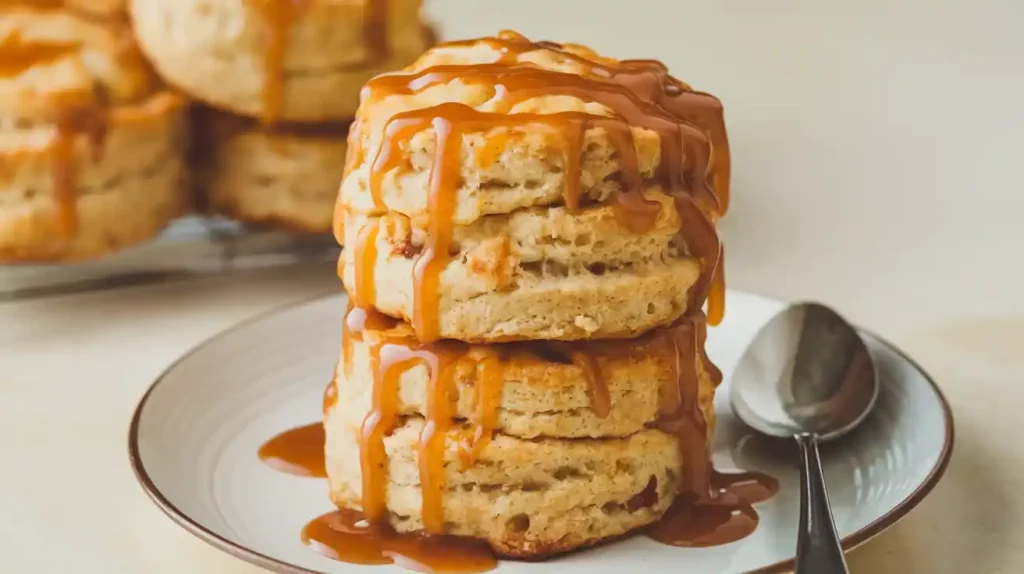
top-left (195, 110), bottom-right (347, 233)
top-left (129, 0), bottom-right (428, 122)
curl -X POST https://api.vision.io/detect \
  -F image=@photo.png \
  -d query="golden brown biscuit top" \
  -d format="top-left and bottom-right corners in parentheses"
top-left (348, 30), bottom-right (730, 214)
top-left (0, 6), bottom-right (154, 120)
top-left (341, 31), bottom-right (731, 342)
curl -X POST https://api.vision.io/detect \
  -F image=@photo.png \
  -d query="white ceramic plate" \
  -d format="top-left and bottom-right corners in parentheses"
top-left (129, 290), bottom-right (953, 573)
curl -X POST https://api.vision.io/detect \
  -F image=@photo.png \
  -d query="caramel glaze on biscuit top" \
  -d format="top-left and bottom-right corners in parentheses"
top-left (248, 0), bottom-right (391, 124)
top-left (339, 304), bottom-right (722, 538)
top-left (343, 30), bottom-right (730, 343)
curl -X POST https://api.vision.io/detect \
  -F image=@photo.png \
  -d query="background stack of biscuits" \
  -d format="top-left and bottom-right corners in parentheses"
top-left (0, 1), bottom-right (186, 261)
top-left (326, 33), bottom-right (726, 557)
top-left (0, 0), bottom-right (429, 262)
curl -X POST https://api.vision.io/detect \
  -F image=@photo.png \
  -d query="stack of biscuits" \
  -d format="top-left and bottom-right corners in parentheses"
top-left (130, 0), bottom-right (430, 233)
top-left (326, 31), bottom-right (731, 557)
top-left (0, 1), bottom-right (186, 261)
top-left (0, 0), bottom-right (430, 262)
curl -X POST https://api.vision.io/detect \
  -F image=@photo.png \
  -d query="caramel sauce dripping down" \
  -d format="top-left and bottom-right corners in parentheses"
top-left (457, 350), bottom-right (503, 468)
top-left (362, 0), bottom-right (390, 62)
top-left (302, 508), bottom-right (496, 573)
top-left (545, 342), bottom-right (610, 418)
top-left (430, 31), bottom-right (731, 211)
top-left (706, 245), bottom-right (726, 326)
top-left (366, 104), bottom-right (696, 341)
top-left (343, 305), bottom-right (623, 532)
top-left (264, 308), bottom-right (776, 566)
top-left (0, 31), bottom-right (79, 76)
top-left (252, 0), bottom-right (389, 122)
top-left (329, 30), bottom-right (758, 562)
top-left (347, 304), bottom-right (489, 533)
top-left (323, 377), bottom-right (338, 414)
top-left (2, 0), bottom-right (66, 9)
top-left (52, 104), bottom-right (107, 236)
top-left (257, 422), bottom-right (327, 478)
top-left (0, 31), bottom-right (108, 236)
top-left (646, 313), bottom-right (778, 545)
top-left (250, 0), bottom-right (307, 123)
top-left (358, 336), bottom-right (407, 523)
top-left (352, 218), bottom-right (380, 308)
top-left (363, 33), bottom-right (727, 338)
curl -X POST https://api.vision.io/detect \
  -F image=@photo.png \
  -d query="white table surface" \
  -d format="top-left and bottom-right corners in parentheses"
top-left (2, 1), bottom-right (1021, 572)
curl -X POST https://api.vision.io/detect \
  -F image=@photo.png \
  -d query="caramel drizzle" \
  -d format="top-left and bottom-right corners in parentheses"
top-left (457, 350), bottom-right (504, 468)
top-left (362, 0), bottom-right (390, 62)
top-left (341, 306), bottom-right (768, 544)
top-left (646, 313), bottom-right (777, 548)
top-left (252, 0), bottom-right (389, 123)
top-left (353, 218), bottom-right (380, 308)
top-left (345, 305), bottom-right (617, 530)
top-left (323, 376), bottom-right (338, 414)
top-left (366, 63), bottom-right (718, 217)
top-left (653, 312), bottom-right (722, 497)
top-left (706, 245), bottom-right (726, 327)
top-left (2, 0), bottom-right (66, 9)
top-left (362, 39), bottom-right (727, 339)
top-left (0, 30), bottom-right (79, 76)
top-left (52, 105), bottom-right (107, 236)
top-left (362, 338), bottom-right (466, 533)
top-left (548, 342), bottom-right (610, 419)
top-left (251, 0), bottom-right (307, 123)
top-left (358, 338), bottom-right (406, 524)
top-left (344, 31), bottom-right (734, 539)
top-left (432, 30), bottom-right (731, 211)
top-left (0, 31), bottom-right (107, 237)
top-left (348, 304), bottom-right (468, 532)
top-left (365, 104), bottom-right (717, 341)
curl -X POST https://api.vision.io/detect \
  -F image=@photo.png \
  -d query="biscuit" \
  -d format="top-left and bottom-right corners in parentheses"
top-left (326, 419), bottom-right (682, 558)
top-left (129, 0), bottom-right (428, 122)
top-left (340, 30), bottom-right (729, 222)
top-left (337, 31), bottom-right (726, 341)
top-left (341, 201), bottom-right (703, 342)
top-left (336, 315), bottom-right (718, 439)
top-left (0, 7), bottom-right (187, 261)
top-left (194, 109), bottom-right (347, 233)
top-left (325, 313), bottom-right (719, 557)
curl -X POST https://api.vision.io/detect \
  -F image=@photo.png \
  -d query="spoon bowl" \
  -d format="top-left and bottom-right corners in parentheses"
top-left (730, 302), bottom-right (879, 441)
top-left (729, 301), bottom-right (879, 574)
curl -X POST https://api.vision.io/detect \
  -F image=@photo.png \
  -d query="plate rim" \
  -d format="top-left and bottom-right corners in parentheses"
top-left (127, 291), bottom-right (955, 574)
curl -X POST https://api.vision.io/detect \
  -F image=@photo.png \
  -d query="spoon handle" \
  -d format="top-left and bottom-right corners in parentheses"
top-left (794, 432), bottom-right (849, 574)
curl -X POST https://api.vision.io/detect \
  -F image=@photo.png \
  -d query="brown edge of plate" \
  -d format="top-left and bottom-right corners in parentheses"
top-left (127, 293), bottom-right (956, 574)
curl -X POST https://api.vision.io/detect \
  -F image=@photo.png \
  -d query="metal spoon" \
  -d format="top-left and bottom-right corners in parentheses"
top-left (729, 302), bottom-right (879, 574)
